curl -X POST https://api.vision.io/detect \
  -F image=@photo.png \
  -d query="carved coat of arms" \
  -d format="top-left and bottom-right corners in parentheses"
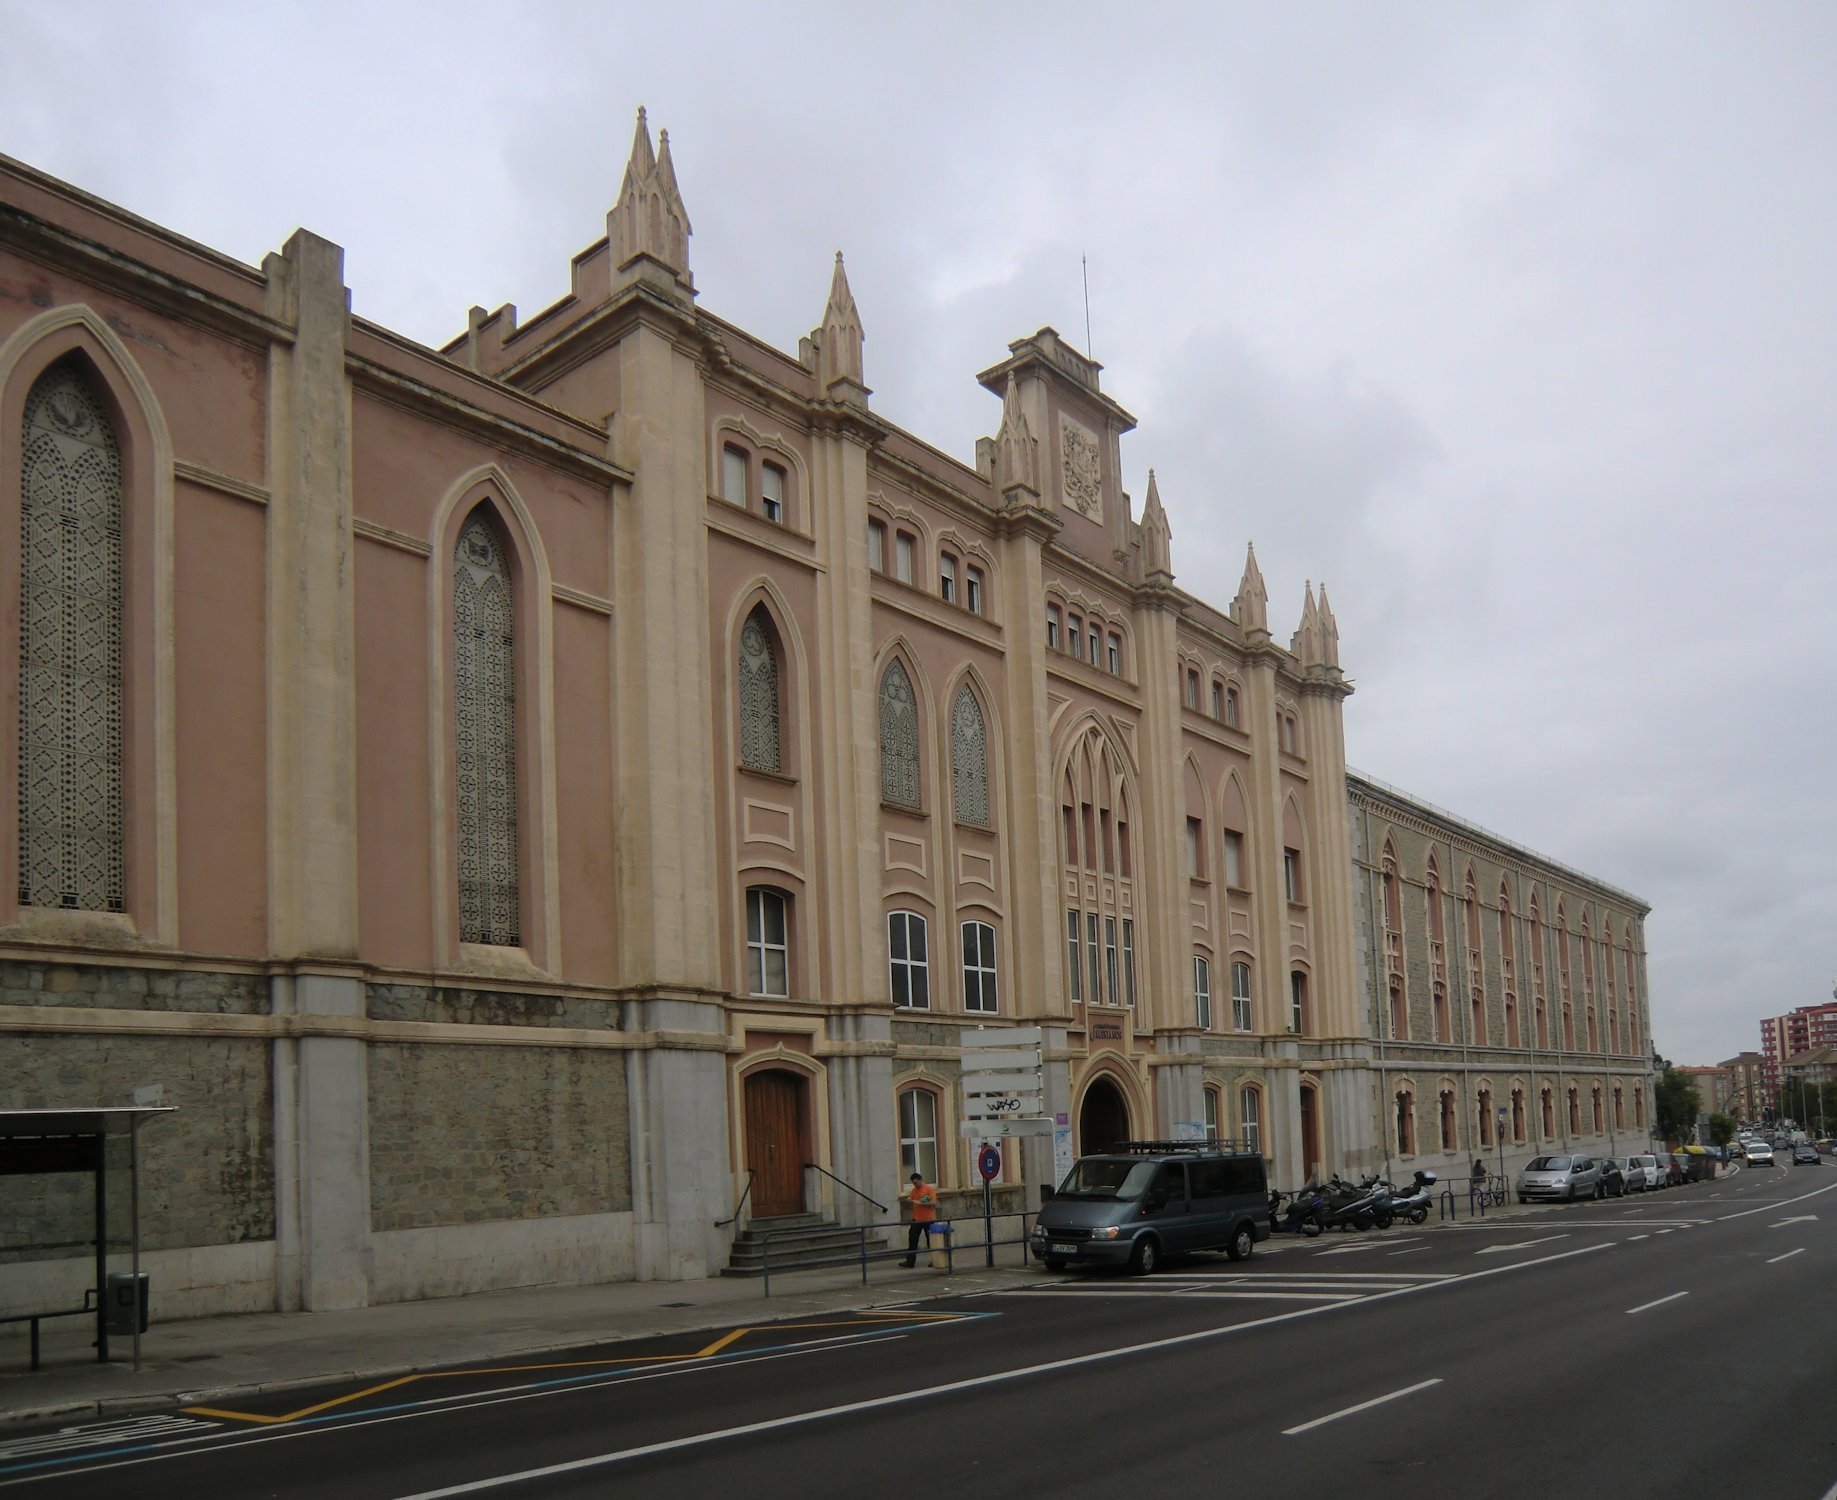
top-left (1059, 416), bottom-right (1102, 522)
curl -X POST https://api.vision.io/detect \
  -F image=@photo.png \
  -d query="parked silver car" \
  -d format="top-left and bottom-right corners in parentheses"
top-left (1516, 1154), bottom-right (1603, 1203)
top-left (1624, 1153), bottom-right (1664, 1190)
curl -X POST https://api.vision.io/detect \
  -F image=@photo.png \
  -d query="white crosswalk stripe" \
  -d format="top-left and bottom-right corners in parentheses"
top-left (1021, 1267), bottom-right (1454, 1303)
top-left (0, 1413), bottom-right (220, 1460)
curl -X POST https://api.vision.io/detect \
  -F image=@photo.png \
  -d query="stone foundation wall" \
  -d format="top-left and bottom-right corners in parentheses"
top-left (367, 1040), bottom-right (632, 1231)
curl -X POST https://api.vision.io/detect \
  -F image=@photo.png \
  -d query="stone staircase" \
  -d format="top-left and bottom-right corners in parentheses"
top-left (720, 1212), bottom-right (892, 1277)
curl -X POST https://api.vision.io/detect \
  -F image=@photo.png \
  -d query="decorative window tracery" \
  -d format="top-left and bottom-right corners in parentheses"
top-left (453, 512), bottom-right (519, 945)
top-left (738, 608), bottom-right (781, 772)
top-left (18, 364), bottom-right (124, 911)
top-left (878, 660), bottom-right (920, 808)
top-left (950, 685), bottom-right (989, 827)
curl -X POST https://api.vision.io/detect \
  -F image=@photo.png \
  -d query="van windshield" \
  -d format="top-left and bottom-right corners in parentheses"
top-left (1056, 1159), bottom-right (1158, 1200)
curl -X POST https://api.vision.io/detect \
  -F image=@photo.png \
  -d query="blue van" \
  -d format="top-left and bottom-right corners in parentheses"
top-left (1028, 1140), bottom-right (1270, 1275)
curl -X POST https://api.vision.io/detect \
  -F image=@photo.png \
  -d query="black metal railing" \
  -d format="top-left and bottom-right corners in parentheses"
top-left (714, 1169), bottom-right (755, 1228)
top-left (804, 1162), bottom-right (887, 1214)
top-left (757, 1210), bottom-right (1037, 1297)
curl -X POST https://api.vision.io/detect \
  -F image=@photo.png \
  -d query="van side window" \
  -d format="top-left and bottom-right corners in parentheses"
top-left (1151, 1164), bottom-right (1186, 1206)
top-left (1220, 1157), bottom-right (1264, 1196)
top-left (1189, 1161), bottom-right (1226, 1198)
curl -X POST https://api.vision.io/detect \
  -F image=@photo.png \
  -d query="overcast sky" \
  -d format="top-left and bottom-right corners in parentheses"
top-left (6, 2), bottom-right (1833, 1070)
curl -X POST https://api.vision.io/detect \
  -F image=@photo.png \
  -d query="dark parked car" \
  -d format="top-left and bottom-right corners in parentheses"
top-left (1597, 1157), bottom-right (1629, 1197)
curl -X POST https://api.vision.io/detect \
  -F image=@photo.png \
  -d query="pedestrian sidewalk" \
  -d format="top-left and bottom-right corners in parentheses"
top-left (0, 1254), bottom-right (1037, 1429)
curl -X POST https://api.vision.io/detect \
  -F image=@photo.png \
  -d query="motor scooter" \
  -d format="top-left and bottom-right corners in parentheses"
top-left (1318, 1173), bottom-right (1394, 1231)
top-left (1268, 1185), bottom-right (1327, 1237)
top-left (1379, 1169), bottom-right (1437, 1225)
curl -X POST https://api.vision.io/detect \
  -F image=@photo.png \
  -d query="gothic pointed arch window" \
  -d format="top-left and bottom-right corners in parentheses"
top-left (738, 606), bottom-right (782, 773)
top-left (453, 510), bottom-right (519, 946)
top-left (878, 658), bottom-right (920, 809)
top-left (951, 684), bottom-right (989, 827)
top-left (18, 362), bottom-right (124, 911)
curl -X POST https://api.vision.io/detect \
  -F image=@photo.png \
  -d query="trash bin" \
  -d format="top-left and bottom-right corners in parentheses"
top-left (105, 1271), bottom-right (149, 1336)
top-left (927, 1222), bottom-right (953, 1269)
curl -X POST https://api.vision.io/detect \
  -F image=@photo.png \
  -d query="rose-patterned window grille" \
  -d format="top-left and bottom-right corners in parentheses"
top-left (878, 659), bottom-right (920, 808)
top-left (18, 364), bottom-right (123, 911)
top-left (453, 512), bottom-right (519, 946)
top-left (738, 609), bottom-right (781, 772)
top-left (951, 685), bottom-right (989, 827)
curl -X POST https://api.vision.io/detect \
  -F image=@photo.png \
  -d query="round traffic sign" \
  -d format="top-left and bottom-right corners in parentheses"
top-left (978, 1143), bottom-right (1002, 1182)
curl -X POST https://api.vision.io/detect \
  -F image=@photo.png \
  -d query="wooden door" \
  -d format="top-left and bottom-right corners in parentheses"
top-left (743, 1070), bottom-right (807, 1217)
top-left (1300, 1084), bottom-right (1321, 1181)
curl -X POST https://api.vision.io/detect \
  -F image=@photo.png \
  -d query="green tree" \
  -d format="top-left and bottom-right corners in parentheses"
top-left (1655, 1067), bottom-right (1702, 1143)
top-left (1706, 1112), bottom-right (1736, 1148)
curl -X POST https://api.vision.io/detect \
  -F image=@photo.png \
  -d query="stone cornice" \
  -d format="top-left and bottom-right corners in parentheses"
top-left (0, 200), bottom-right (284, 351)
top-left (347, 355), bottom-right (629, 489)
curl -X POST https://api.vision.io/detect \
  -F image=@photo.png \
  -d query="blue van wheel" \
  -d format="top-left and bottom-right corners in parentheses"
top-left (1129, 1236), bottom-right (1160, 1275)
top-left (1226, 1223), bottom-right (1255, 1262)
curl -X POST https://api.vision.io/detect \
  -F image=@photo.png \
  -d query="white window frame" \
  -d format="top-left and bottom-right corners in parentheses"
top-left (966, 565), bottom-right (984, 616)
top-left (1232, 960), bottom-right (1253, 1031)
top-left (1066, 908), bottom-right (1082, 1004)
top-left (1241, 1088), bottom-right (1262, 1156)
top-left (898, 1086), bottom-right (940, 1185)
top-left (1194, 955), bottom-right (1212, 1030)
top-left (1224, 829), bottom-right (1244, 889)
top-left (867, 518), bottom-right (886, 573)
top-left (894, 530), bottom-right (915, 583)
top-left (1121, 918), bottom-right (1136, 1006)
top-left (721, 445), bottom-right (748, 506)
top-left (962, 920), bottom-right (998, 1015)
top-left (939, 552), bottom-right (957, 604)
top-left (888, 910), bottom-right (930, 1010)
top-left (1046, 605), bottom-right (1061, 649)
top-left (760, 462), bottom-right (786, 523)
top-left (745, 887), bottom-right (789, 997)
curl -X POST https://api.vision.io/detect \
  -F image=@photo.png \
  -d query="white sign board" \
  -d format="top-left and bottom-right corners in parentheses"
top-left (959, 1117), bottom-right (1054, 1138)
top-left (1052, 1124), bottom-right (1076, 1185)
top-left (961, 1071), bottom-right (1041, 1095)
top-left (963, 1027), bottom-right (1043, 1049)
top-left (965, 1093), bottom-right (1044, 1119)
top-left (960, 1049), bottom-right (1042, 1075)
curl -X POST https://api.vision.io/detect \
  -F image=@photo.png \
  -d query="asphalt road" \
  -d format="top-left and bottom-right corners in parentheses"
top-left (6, 1165), bottom-right (1836, 1499)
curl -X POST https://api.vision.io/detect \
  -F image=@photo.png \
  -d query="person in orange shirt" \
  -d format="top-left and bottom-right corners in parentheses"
top-left (899, 1172), bottom-right (938, 1267)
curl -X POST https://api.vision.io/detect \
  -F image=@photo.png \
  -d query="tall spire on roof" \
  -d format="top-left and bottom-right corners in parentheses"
top-left (1294, 581), bottom-right (1325, 666)
top-left (994, 373), bottom-right (1039, 499)
top-left (609, 106), bottom-right (692, 284)
top-left (1316, 583), bottom-right (1341, 668)
top-left (1140, 469), bottom-right (1172, 581)
top-left (1234, 542), bottom-right (1269, 634)
top-left (813, 251), bottom-right (865, 393)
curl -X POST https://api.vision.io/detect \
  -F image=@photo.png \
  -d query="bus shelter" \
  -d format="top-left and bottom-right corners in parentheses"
top-left (0, 1106), bottom-right (174, 1370)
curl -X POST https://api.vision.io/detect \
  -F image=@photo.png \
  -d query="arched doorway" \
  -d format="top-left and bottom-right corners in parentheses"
top-left (1079, 1075), bottom-right (1131, 1153)
top-left (1299, 1082), bottom-right (1321, 1181)
top-left (742, 1068), bottom-right (809, 1217)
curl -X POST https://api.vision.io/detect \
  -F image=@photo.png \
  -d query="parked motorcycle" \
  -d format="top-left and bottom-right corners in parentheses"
top-left (1379, 1169), bottom-right (1437, 1225)
top-left (1268, 1186), bottom-right (1327, 1237)
top-left (1318, 1173), bottom-right (1394, 1232)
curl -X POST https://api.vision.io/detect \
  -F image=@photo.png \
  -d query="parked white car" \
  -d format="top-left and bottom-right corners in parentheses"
top-left (1624, 1153), bottom-right (1664, 1190)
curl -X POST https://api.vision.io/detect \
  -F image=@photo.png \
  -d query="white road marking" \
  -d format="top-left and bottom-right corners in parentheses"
top-left (1714, 1179), bottom-right (1837, 1223)
top-left (1389, 1246), bottom-right (1432, 1256)
top-left (1475, 1236), bottom-right (1566, 1255)
top-left (1767, 1248), bottom-right (1806, 1264)
top-left (1626, 1291), bottom-right (1689, 1315)
top-left (1655, 1229), bottom-right (1672, 1235)
top-left (0, 1416), bottom-right (219, 1460)
top-left (1770, 1215), bottom-right (1819, 1228)
top-left (1022, 1288), bottom-right (1367, 1302)
top-left (1282, 1378), bottom-right (1442, 1436)
top-left (1627, 1234), bottom-right (1649, 1241)
top-left (379, 1244), bottom-right (1614, 1500)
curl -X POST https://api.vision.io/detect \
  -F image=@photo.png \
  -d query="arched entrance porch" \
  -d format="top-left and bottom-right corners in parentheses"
top-left (1079, 1075), bottom-right (1131, 1153)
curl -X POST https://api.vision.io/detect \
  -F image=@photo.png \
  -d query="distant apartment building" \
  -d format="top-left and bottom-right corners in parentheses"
top-left (1759, 1003), bottom-right (1837, 1098)
top-left (1718, 1051), bottom-right (1765, 1120)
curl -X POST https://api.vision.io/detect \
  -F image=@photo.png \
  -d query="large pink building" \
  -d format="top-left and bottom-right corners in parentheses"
top-left (1, 112), bottom-right (1652, 1322)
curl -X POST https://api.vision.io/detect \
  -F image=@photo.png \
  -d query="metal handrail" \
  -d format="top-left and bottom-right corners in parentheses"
top-left (714, 1169), bottom-right (755, 1228)
top-left (758, 1210), bottom-right (1037, 1297)
top-left (804, 1162), bottom-right (888, 1214)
